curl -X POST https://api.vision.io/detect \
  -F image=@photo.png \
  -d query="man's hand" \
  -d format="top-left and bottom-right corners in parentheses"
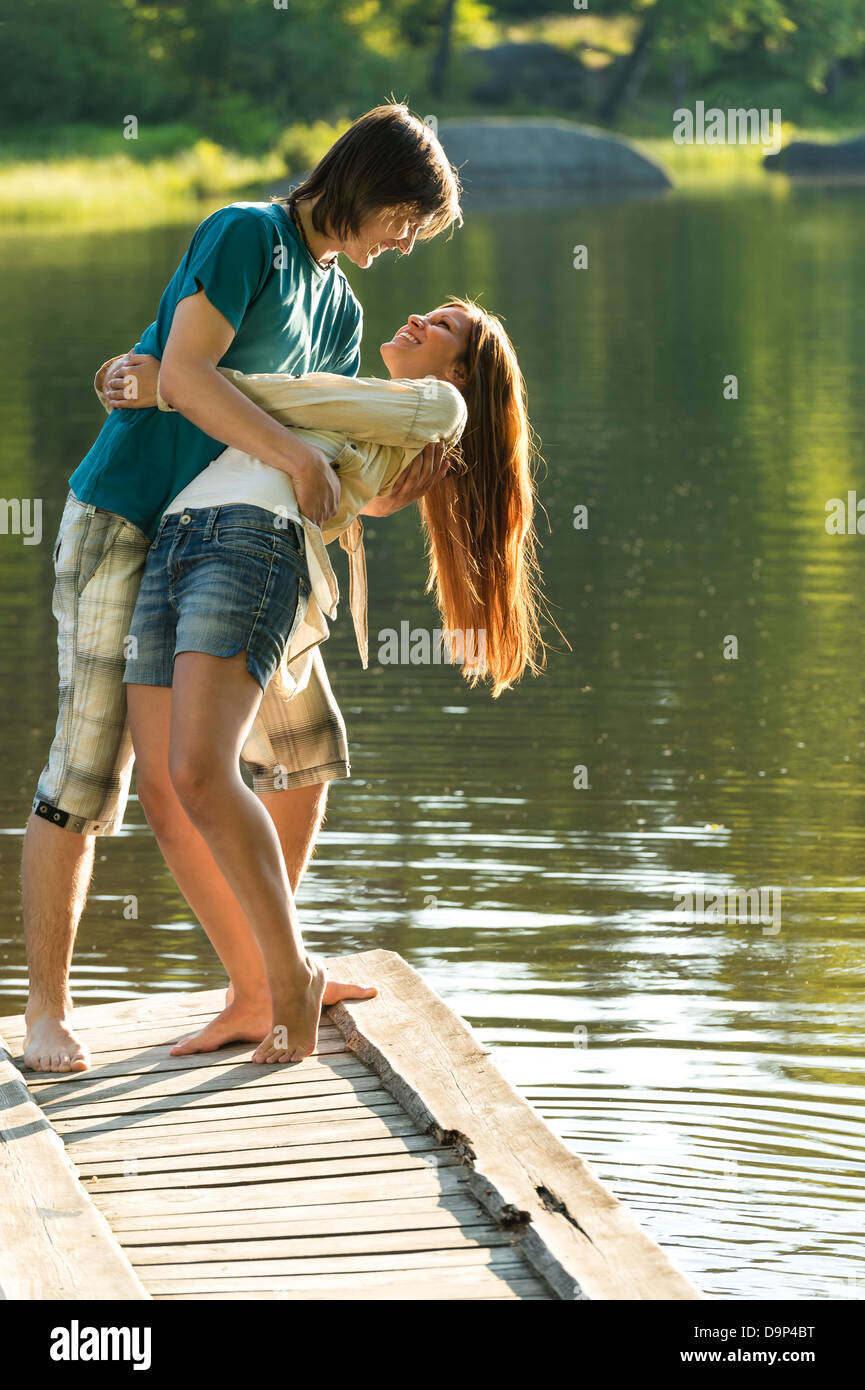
top-left (287, 439), bottom-right (341, 529)
top-left (362, 441), bottom-right (450, 517)
top-left (103, 353), bottom-right (161, 409)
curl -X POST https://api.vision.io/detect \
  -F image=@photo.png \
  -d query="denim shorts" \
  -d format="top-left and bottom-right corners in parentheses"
top-left (124, 504), bottom-right (311, 693)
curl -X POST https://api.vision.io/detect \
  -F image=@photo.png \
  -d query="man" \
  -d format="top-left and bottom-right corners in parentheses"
top-left (23, 103), bottom-right (461, 1072)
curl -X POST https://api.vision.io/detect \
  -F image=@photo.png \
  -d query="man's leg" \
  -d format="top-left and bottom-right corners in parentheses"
top-left (260, 782), bottom-right (329, 895)
top-left (22, 496), bottom-right (148, 1073)
top-left (21, 818), bottom-right (94, 1072)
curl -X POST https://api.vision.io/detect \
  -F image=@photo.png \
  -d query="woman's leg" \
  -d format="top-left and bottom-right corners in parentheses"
top-left (128, 684), bottom-right (377, 1054)
top-left (128, 681), bottom-right (272, 1040)
top-left (166, 649), bottom-right (325, 1063)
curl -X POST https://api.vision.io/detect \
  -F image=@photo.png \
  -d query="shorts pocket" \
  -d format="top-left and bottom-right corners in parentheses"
top-left (75, 513), bottom-right (125, 597)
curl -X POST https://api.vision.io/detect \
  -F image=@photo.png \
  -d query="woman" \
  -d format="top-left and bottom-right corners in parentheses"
top-left (112, 299), bottom-right (545, 1064)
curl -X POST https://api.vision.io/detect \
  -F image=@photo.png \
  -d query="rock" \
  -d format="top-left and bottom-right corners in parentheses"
top-left (464, 42), bottom-right (585, 112)
top-left (437, 119), bottom-right (671, 191)
top-left (764, 134), bottom-right (865, 176)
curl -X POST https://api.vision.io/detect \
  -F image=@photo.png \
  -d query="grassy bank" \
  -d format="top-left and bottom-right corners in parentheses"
top-left (0, 121), bottom-right (346, 228)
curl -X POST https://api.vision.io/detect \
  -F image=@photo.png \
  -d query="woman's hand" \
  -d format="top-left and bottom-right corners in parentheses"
top-left (285, 439), bottom-right (341, 528)
top-left (362, 441), bottom-right (450, 517)
top-left (102, 352), bottom-right (161, 409)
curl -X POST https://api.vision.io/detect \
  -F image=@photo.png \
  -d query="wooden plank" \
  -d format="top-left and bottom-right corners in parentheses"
top-left (28, 1052), bottom-right (369, 1098)
top-left (0, 1049), bottom-right (148, 1300)
top-left (110, 1196), bottom-right (488, 1240)
top-left (164, 1279), bottom-right (547, 1300)
top-left (79, 1147), bottom-right (459, 1194)
top-left (326, 949), bottom-right (701, 1301)
top-left (75, 1132), bottom-right (448, 1178)
top-left (153, 1266), bottom-right (549, 1298)
top-left (19, 1038), bottom-right (347, 1080)
top-left (65, 1114), bottom-right (423, 1164)
top-left (137, 1245), bottom-right (530, 1282)
top-left (53, 1093), bottom-right (404, 1137)
top-left (40, 1073), bottom-right (385, 1120)
top-left (128, 1224), bottom-right (515, 1263)
top-left (93, 1166), bottom-right (472, 1221)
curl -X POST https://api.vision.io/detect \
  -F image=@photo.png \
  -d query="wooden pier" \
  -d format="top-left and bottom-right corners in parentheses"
top-left (0, 950), bottom-right (700, 1301)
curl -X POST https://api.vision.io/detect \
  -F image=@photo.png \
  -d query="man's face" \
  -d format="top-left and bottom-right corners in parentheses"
top-left (340, 207), bottom-right (432, 268)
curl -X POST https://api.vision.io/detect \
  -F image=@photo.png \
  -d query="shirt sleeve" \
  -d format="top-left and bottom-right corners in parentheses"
top-left (174, 206), bottom-right (273, 334)
top-left (204, 370), bottom-right (467, 450)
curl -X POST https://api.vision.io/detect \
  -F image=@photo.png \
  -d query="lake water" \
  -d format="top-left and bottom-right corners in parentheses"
top-left (1, 183), bottom-right (864, 1299)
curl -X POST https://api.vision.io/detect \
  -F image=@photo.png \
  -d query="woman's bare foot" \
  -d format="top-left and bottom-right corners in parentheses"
top-left (183, 975), bottom-right (378, 1056)
top-left (226, 977), bottom-right (377, 1008)
top-left (253, 956), bottom-right (328, 1064)
top-left (170, 995), bottom-right (272, 1055)
top-left (22, 1014), bottom-right (90, 1073)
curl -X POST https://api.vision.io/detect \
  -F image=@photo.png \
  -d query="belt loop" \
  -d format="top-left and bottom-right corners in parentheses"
top-left (154, 512), bottom-right (169, 544)
top-left (204, 507), bottom-right (219, 540)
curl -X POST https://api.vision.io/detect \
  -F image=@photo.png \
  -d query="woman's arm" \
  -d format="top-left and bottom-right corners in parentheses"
top-left (158, 292), bottom-right (340, 528)
top-left (196, 369), bottom-right (467, 452)
top-left (102, 354), bottom-right (465, 453)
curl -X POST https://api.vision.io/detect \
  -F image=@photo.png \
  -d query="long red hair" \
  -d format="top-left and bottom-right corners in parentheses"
top-left (419, 297), bottom-right (546, 698)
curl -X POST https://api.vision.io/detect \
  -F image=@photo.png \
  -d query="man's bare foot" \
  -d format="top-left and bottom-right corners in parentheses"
top-left (22, 1014), bottom-right (90, 1073)
top-left (253, 956), bottom-right (328, 1064)
top-left (177, 976), bottom-right (378, 1056)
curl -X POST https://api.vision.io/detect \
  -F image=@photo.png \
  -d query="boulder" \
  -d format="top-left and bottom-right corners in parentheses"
top-left (764, 134), bottom-right (865, 176)
top-left (437, 118), bottom-right (671, 191)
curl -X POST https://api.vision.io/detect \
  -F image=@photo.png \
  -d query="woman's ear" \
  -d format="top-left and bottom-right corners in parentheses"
top-left (446, 358), bottom-right (468, 388)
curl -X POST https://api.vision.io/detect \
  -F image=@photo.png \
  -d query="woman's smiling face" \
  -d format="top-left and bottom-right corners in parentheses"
top-left (380, 305), bottom-right (472, 386)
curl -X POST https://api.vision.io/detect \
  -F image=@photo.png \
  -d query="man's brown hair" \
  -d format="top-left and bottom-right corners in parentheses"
top-left (278, 103), bottom-right (462, 242)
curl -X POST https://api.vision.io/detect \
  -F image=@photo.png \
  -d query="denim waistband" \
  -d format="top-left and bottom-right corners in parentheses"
top-left (153, 504), bottom-right (302, 546)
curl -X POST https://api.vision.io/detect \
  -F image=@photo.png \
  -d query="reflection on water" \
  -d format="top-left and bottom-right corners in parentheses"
top-left (1, 184), bottom-right (864, 1299)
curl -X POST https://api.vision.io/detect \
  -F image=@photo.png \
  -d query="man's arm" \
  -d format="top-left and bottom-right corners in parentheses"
top-left (158, 291), bottom-right (340, 528)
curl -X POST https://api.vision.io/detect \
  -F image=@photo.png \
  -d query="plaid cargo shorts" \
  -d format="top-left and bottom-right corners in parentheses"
top-left (33, 491), bottom-right (349, 835)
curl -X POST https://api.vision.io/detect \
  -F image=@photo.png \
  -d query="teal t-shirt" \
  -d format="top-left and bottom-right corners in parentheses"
top-left (69, 201), bottom-right (362, 538)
